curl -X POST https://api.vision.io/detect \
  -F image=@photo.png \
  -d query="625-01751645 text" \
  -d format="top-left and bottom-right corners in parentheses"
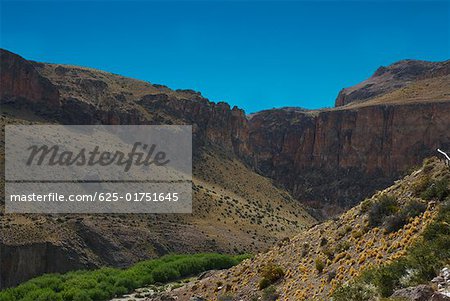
top-left (9, 192), bottom-right (180, 202)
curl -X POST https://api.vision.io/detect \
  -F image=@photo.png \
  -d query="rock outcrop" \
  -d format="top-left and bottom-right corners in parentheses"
top-left (0, 49), bottom-right (60, 109)
top-left (433, 267), bottom-right (450, 298)
top-left (335, 59), bottom-right (450, 107)
top-left (0, 242), bottom-right (89, 288)
top-left (392, 285), bottom-right (435, 301)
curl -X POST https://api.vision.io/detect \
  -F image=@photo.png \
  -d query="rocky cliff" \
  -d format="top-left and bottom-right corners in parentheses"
top-left (249, 101), bottom-right (450, 215)
top-left (0, 49), bottom-right (251, 157)
top-left (0, 50), bottom-right (60, 109)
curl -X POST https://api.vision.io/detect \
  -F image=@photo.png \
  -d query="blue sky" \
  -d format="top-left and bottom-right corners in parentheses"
top-left (1, 1), bottom-right (449, 113)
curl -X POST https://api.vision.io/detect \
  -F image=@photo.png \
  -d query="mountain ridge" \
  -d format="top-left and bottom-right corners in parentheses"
top-left (335, 59), bottom-right (450, 107)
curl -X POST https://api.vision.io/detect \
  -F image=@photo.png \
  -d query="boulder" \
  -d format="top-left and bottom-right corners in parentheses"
top-left (391, 285), bottom-right (434, 301)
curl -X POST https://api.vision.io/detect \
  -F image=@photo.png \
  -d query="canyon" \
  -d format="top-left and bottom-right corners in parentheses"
top-left (2, 49), bottom-right (448, 215)
top-left (0, 48), bottom-right (449, 287)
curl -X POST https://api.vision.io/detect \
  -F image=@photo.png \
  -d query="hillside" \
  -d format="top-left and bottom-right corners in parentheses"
top-left (150, 157), bottom-right (450, 301)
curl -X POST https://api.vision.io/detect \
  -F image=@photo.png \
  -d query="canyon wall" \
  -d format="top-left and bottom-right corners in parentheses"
top-left (0, 242), bottom-right (89, 288)
top-left (249, 104), bottom-right (450, 214)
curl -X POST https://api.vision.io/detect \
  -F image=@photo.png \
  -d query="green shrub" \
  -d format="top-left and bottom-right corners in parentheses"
top-left (151, 266), bottom-right (180, 283)
top-left (0, 253), bottom-right (249, 301)
top-left (368, 195), bottom-right (399, 228)
top-left (364, 260), bottom-right (407, 297)
top-left (262, 285), bottom-right (279, 301)
top-left (21, 288), bottom-right (63, 301)
top-left (413, 176), bottom-right (431, 196)
top-left (315, 258), bottom-right (325, 274)
top-left (403, 201), bottom-right (427, 219)
top-left (384, 201), bottom-right (427, 233)
top-left (258, 264), bottom-right (285, 290)
top-left (360, 199), bottom-right (373, 213)
top-left (218, 293), bottom-right (234, 301)
top-left (332, 283), bottom-right (377, 301)
top-left (335, 241), bottom-right (351, 252)
top-left (71, 291), bottom-right (91, 301)
top-left (322, 247), bottom-right (334, 260)
top-left (384, 214), bottom-right (408, 233)
top-left (421, 178), bottom-right (449, 201)
top-left (113, 276), bottom-right (138, 291)
top-left (258, 278), bottom-right (272, 290)
top-left (0, 290), bottom-right (15, 301)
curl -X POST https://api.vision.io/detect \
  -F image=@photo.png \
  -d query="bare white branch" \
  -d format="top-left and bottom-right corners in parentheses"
top-left (437, 149), bottom-right (450, 166)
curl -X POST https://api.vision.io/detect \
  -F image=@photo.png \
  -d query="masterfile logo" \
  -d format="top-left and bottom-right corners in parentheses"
top-left (26, 142), bottom-right (171, 172)
top-left (5, 125), bottom-right (192, 214)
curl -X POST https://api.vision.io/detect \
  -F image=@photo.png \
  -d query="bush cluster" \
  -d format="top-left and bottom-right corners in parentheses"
top-left (0, 253), bottom-right (250, 301)
top-left (332, 283), bottom-right (376, 301)
top-left (258, 264), bottom-right (285, 290)
top-left (384, 201), bottom-right (427, 233)
top-left (420, 178), bottom-right (449, 202)
top-left (368, 195), bottom-right (426, 233)
top-left (368, 195), bottom-right (399, 228)
top-left (315, 258), bottom-right (325, 274)
top-left (261, 285), bottom-right (279, 301)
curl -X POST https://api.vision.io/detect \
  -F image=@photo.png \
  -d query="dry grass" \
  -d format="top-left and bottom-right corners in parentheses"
top-left (162, 158), bottom-right (449, 301)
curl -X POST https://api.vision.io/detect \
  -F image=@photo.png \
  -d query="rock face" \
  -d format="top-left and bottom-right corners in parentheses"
top-left (0, 242), bottom-right (89, 288)
top-left (392, 285), bottom-right (435, 301)
top-left (335, 59), bottom-right (450, 107)
top-left (249, 102), bottom-right (450, 214)
top-left (433, 267), bottom-right (450, 298)
top-left (138, 96), bottom-right (250, 158)
top-left (392, 285), bottom-right (450, 301)
top-left (0, 49), bottom-right (60, 109)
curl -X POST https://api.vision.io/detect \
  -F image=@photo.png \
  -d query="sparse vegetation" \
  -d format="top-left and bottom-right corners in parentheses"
top-left (218, 293), bottom-right (235, 301)
top-left (333, 199), bottom-right (450, 299)
top-left (126, 158), bottom-right (448, 300)
top-left (0, 253), bottom-right (250, 301)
